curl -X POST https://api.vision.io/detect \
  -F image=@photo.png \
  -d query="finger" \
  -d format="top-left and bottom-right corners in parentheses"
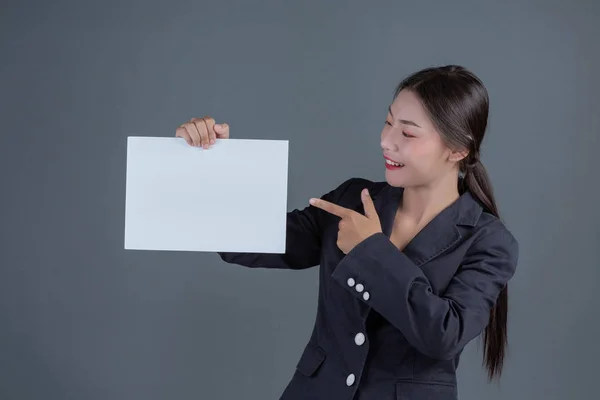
top-left (184, 121), bottom-right (202, 147)
top-left (361, 188), bottom-right (378, 219)
top-left (192, 118), bottom-right (210, 148)
top-left (175, 126), bottom-right (192, 146)
top-left (214, 122), bottom-right (230, 139)
top-left (200, 116), bottom-right (217, 145)
top-left (309, 198), bottom-right (351, 218)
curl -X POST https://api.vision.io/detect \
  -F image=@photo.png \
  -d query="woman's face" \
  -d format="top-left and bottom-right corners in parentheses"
top-left (381, 89), bottom-right (464, 188)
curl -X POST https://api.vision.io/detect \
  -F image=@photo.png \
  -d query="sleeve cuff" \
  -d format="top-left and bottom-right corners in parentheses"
top-left (330, 232), bottom-right (428, 305)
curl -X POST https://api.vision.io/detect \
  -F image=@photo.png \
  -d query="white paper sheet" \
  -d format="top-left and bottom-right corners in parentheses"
top-left (124, 137), bottom-right (289, 253)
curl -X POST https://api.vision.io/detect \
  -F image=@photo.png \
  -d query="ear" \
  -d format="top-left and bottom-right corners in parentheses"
top-left (448, 149), bottom-right (469, 163)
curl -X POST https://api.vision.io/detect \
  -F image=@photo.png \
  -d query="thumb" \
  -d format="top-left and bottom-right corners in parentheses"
top-left (361, 188), bottom-right (378, 219)
top-left (214, 123), bottom-right (230, 138)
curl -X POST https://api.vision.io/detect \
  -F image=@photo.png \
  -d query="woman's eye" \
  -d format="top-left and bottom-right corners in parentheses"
top-left (402, 132), bottom-right (414, 138)
top-left (385, 120), bottom-right (392, 126)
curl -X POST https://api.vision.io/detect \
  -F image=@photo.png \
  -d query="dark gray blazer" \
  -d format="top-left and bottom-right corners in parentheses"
top-left (218, 177), bottom-right (519, 400)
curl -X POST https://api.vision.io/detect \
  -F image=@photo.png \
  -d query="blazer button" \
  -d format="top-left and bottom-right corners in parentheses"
top-left (362, 291), bottom-right (370, 301)
top-left (354, 332), bottom-right (365, 346)
top-left (347, 278), bottom-right (355, 287)
top-left (346, 373), bottom-right (356, 386)
top-left (355, 283), bottom-right (364, 293)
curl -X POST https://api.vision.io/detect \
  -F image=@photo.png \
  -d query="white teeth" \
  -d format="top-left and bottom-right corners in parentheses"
top-left (386, 159), bottom-right (404, 167)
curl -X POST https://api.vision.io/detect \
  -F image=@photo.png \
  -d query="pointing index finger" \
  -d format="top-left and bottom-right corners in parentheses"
top-left (309, 198), bottom-right (351, 218)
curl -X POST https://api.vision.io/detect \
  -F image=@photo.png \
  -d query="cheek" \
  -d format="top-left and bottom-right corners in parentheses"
top-left (401, 141), bottom-right (431, 164)
top-left (404, 141), bottom-right (445, 171)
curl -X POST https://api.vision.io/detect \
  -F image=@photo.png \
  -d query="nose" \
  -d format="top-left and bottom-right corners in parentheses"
top-left (380, 129), bottom-right (398, 152)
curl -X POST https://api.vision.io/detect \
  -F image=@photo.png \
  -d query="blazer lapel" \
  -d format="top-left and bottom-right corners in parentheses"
top-left (375, 184), bottom-right (483, 267)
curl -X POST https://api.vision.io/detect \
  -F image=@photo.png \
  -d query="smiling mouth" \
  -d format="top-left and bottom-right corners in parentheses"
top-left (385, 159), bottom-right (405, 167)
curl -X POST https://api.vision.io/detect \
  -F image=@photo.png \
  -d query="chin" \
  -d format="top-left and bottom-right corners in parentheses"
top-left (385, 170), bottom-right (410, 188)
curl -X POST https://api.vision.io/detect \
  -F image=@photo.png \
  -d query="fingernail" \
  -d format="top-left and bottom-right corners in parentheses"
top-left (309, 198), bottom-right (316, 205)
top-left (210, 138), bottom-right (215, 144)
top-left (216, 124), bottom-right (223, 129)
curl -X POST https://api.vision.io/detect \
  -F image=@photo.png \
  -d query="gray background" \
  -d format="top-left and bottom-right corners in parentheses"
top-left (1, 0), bottom-right (598, 399)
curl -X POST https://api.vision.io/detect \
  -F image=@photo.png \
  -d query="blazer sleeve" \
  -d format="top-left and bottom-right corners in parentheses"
top-left (330, 225), bottom-right (519, 360)
top-left (217, 178), bottom-right (355, 270)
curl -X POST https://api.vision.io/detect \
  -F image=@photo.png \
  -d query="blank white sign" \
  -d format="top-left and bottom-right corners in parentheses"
top-left (124, 137), bottom-right (289, 253)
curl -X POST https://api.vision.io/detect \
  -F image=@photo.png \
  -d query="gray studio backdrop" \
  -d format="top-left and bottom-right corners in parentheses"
top-left (1, 0), bottom-right (598, 399)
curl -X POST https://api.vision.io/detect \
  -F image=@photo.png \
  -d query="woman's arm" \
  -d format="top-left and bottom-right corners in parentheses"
top-left (218, 178), bottom-right (355, 270)
top-left (331, 223), bottom-right (518, 360)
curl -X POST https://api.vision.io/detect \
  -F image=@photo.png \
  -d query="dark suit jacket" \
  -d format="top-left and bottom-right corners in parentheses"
top-left (218, 177), bottom-right (519, 400)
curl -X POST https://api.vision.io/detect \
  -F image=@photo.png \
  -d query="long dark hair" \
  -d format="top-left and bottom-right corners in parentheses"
top-left (393, 65), bottom-right (508, 381)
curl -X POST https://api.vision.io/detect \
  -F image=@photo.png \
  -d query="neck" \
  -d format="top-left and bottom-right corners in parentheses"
top-left (399, 173), bottom-right (460, 225)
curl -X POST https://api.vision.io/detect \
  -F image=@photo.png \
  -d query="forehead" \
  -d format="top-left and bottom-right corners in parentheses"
top-left (389, 89), bottom-right (434, 130)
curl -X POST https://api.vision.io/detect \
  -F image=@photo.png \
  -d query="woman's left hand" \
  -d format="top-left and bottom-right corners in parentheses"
top-left (309, 188), bottom-right (383, 254)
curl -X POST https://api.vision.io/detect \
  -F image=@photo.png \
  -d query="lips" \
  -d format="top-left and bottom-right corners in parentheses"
top-left (384, 155), bottom-right (404, 169)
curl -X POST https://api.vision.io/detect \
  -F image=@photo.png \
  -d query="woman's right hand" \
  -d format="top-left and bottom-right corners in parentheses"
top-left (175, 116), bottom-right (230, 148)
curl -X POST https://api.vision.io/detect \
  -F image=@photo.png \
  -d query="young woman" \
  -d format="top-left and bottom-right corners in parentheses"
top-left (175, 65), bottom-right (519, 400)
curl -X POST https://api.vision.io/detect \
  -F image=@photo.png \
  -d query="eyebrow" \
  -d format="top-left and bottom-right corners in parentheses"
top-left (388, 105), bottom-right (422, 128)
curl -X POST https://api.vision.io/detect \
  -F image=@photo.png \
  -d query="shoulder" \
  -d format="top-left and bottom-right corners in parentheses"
top-left (322, 177), bottom-right (388, 208)
top-left (468, 210), bottom-right (520, 272)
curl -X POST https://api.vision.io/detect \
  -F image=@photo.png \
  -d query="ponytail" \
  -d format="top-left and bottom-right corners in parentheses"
top-left (461, 159), bottom-right (508, 381)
